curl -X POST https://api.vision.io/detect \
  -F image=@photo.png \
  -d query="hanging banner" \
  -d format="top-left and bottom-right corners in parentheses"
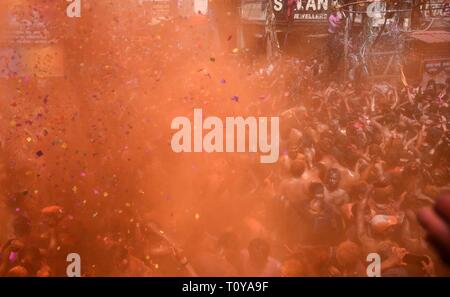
top-left (423, 0), bottom-right (450, 18)
top-left (423, 58), bottom-right (450, 75)
top-left (273, 0), bottom-right (339, 21)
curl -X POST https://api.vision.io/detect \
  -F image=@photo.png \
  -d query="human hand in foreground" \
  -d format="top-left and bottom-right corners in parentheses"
top-left (418, 195), bottom-right (450, 265)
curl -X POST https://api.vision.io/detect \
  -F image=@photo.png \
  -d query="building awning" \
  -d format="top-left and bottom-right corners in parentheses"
top-left (409, 30), bottom-right (450, 44)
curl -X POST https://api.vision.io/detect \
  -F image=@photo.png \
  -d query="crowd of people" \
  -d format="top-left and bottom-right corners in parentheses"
top-left (269, 61), bottom-right (449, 276)
top-left (0, 1), bottom-right (449, 277)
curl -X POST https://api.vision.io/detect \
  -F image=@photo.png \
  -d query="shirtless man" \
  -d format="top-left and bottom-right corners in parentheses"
top-left (279, 160), bottom-right (309, 212)
top-left (323, 168), bottom-right (350, 214)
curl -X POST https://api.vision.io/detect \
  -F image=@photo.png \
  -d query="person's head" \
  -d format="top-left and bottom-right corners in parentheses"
top-left (426, 79), bottom-right (436, 91)
top-left (432, 167), bottom-right (448, 186)
top-left (376, 240), bottom-right (399, 259)
top-left (318, 137), bottom-right (333, 155)
top-left (336, 241), bottom-right (362, 269)
top-left (248, 238), bottom-right (270, 267)
top-left (371, 214), bottom-right (399, 236)
top-left (331, 7), bottom-right (338, 15)
top-left (41, 205), bottom-right (64, 227)
top-left (325, 168), bottom-right (341, 191)
top-left (404, 161), bottom-right (420, 177)
top-left (290, 160), bottom-right (306, 178)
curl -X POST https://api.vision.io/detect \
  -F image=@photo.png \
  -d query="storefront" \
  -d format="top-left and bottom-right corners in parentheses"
top-left (406, 30), bottom-right (450, 86)
top-left (239, 0), bottom-right (344, 56)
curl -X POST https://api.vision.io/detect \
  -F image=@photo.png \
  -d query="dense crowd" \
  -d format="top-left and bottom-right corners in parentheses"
top-left (0, 3), bottom-right (449, 277)
top-left (269, 60), bottom-right (450, 276)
